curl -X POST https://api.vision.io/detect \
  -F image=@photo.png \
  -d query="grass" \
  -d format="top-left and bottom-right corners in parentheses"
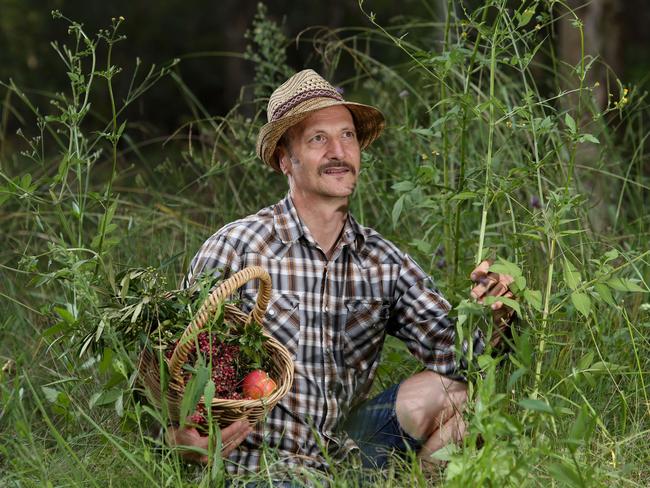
top-left (1, 1), bottom-right (649, 486)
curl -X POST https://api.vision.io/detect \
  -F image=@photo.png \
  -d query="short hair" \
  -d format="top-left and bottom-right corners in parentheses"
top-left (277, 125), bottom-right (298, 154)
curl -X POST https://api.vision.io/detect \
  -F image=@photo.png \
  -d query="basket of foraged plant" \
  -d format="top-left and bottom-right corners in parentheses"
top-left (137, 265), bottom-right (294, 430)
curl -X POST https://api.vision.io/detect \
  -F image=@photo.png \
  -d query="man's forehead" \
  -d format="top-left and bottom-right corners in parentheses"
top-left (292, 105), bottom-right (355, 134)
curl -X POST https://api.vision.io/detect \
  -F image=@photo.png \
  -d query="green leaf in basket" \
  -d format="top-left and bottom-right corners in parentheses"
top-left (239, 321), bottom-right (268, 370)
top-left (180, 359), bottom-right (210, 429)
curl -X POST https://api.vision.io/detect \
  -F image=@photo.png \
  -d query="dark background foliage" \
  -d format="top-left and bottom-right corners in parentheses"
top-left (2, 0), bottom-right (649, 130)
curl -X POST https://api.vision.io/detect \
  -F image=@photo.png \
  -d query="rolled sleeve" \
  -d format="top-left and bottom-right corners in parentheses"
top-left (387, 254), bottom-right (484, 381)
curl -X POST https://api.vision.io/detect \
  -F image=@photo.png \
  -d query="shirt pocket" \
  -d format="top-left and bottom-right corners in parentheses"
top-left (342, 298), bottom-right (390, 370)
top-left (259, 293), bottom-right (301, 360)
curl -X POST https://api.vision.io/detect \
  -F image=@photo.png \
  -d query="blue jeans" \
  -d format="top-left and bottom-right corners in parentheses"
top-left (227, 384), bottom-right (421, 486)
top-left (344, 383), bottom-right (423, 469)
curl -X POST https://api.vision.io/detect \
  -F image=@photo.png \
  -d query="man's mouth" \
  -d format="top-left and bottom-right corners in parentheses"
top-left (319, 161), bottom-right (355, 176)
top-left (323, 167), bottom-right (350, 175)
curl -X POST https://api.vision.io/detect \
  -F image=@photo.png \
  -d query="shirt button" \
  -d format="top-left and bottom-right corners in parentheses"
top-left (325, 347), bottom-right (331, 355)
top-left (324, 305), bottom-right (329, 313)
top-left (268, 309), bottom-right (275, 316)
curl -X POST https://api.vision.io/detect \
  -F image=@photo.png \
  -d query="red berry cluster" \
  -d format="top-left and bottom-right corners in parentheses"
top-left (164, 332), bottom-right (244, 398)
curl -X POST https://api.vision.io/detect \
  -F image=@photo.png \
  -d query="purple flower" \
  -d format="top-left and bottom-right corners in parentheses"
top-left (530, 195), bottom-right (541, 209)
top-left (436, 258), bottom-right (447, 269)
top-left (335, 86), bottom-right (345, 95)
top-left (399, 90), bottom-right (409, 98)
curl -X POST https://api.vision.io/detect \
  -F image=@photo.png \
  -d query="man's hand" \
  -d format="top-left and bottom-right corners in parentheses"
top-left (470, 260), bottom-right (516, 347)
top-left (165, 420), bottom-right (252, 464)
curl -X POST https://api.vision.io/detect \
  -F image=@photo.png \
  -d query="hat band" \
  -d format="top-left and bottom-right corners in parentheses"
top-left (271, 89), bottom-right (344, 121)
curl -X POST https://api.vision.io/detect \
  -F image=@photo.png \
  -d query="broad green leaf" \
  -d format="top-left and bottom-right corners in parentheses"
top-left (564, 113), bottom-right (576, 134)
top-left (113, 359), bottom-right (129, 380)
top-left (41, 386), bottom-right (60, 403)
top-left (410, 127), bottom-right (434, 137)
top-left (512, 275), bottom-right (527, 293)
top-left (54, 306), bottom-right (76, 324)
top-left (391, 194), bottom-right (406, 228)
top-left (429, 442), bottom-right (459, 461)
top-left (391, 181), bottom-right (414, 192)
top-left (580, 133), bottom-right (600, 144)
top-left (180, 362), bottom-right (210, 428)
top-left (98, 348), bottom-right (114, 374)
top-left (517, 7), bottom-right (536, 28)
top-left (20, 173), bottom-right (32, 190)
top-left (523, 289), bottom-right (542, 312)
top-left (594, 283), bottom-right (615, 307)
top-left (130, 301), bottom-right (143, 324)
top-left (92, 388), bottom-right (122, 407)
top-left (95, 318), bottom-right (106, 342)
top-left (607, 277), bottom-right (646, 293)
top-left (571, 291), bottom-right (592, 317)
top-left (114, 392), bottom-right (124, 417)
top-left (507, 367), bottom-right (528, 390)
top-left (549, 462), bottom-right (583, 487)
top-left (518, 397), bottom-right (554, 415)
top-left (562, 258), bottom-right (581, 290)
top-left (410, 239), bottom-right (433, 255)
top-left (568, 405), bottom-right (594, 451)
top-left (590, 361), bottom-right (623, 372)
top-left (204, 380), bottom-right (215, 409)
top-left (42, 321), bottom-right (69, 337)
top-left (603, 249), bottom-right (619, 262)
top-left (483, 295), bottom-right (521, 316)
top-left (577, 351), bottom-right (594, 371)
top-left (489, 258), bottom-right (522, 278)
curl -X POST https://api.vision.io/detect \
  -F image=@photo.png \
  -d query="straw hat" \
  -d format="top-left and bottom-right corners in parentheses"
top-left (256, 69), bottom-right (385, 172)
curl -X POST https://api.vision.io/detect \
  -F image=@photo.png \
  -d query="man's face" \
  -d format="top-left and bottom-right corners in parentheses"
top-left (278, 105), bottom-right (361, 202)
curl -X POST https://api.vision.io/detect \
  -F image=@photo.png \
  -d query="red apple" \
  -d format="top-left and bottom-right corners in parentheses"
top-left (242, 370), bottom-right (277, 399)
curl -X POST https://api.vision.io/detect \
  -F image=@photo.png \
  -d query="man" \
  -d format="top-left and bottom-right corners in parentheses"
top-left (167, 70), bottom-right (515, 475)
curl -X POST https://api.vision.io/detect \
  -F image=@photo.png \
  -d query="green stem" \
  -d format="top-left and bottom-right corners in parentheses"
top-left (94, 24), bottom-right (122, 276)
top-left (622, 308), bottom-right (650, 416)
top-left (533, 238), bottom-right (556, 398)
top-left (476, 8), bottom-right (499, 266)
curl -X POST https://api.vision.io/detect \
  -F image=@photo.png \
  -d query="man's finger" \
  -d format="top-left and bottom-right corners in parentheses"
top-left (221, 421), bottom-right (252, 457)
top-left (471, 273), bottom-right (499, 299)
top-left (470, 260), bottom-right (491, 282)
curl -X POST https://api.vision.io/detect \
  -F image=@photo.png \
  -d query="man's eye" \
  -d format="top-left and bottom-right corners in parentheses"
top-left (343, 131), bottom-right (356, 139)
top-left (312, 134), bottom-right (324, 143)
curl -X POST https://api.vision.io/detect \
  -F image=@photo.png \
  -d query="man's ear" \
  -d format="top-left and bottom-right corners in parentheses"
top-left (277, 147), bottom-right (291, 175)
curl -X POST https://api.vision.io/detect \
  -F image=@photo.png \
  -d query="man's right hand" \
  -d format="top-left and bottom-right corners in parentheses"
top-left (165, 420), bottom-right (252, 464)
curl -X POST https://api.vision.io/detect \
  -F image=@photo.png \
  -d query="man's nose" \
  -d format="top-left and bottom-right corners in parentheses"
top-left (326, 138), bottom-right (345, 160)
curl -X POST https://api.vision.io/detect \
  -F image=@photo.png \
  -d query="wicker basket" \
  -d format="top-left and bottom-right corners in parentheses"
top-left (137, 266), bottom-right (294, 427)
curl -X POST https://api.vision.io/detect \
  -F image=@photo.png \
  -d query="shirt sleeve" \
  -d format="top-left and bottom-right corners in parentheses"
top-left (387, 254), bottom-right (484, 382)
top-left (181, 232), bottom-right (241, 289)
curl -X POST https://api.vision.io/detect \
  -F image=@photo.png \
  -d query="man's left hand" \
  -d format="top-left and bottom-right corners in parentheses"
top-left (470, 260), bottom-right (516, 347)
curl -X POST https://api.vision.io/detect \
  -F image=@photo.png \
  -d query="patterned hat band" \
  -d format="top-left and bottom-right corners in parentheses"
top-left (271, 89), bottom-right (344, 121)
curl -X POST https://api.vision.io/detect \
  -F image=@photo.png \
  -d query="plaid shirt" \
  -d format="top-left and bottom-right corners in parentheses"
top-left (183, 194), bottom-right (479, 476)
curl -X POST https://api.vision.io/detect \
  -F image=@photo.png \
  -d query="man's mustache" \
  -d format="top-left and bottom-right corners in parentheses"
top-left (318, 160), bottom-right (356, 176)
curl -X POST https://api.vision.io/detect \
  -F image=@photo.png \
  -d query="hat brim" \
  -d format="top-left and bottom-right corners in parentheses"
top-left (256, 97), bottom-right (385, 172)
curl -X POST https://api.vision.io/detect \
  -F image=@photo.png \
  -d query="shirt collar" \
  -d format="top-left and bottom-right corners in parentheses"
top-left (273, 194), bottom-right (366, 252)
top-left (273, 194), bottom-right (305, 244)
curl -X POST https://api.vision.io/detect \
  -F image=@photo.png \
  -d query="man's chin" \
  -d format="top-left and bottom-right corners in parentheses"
top-left (325, 186), bottom-right (355, 199)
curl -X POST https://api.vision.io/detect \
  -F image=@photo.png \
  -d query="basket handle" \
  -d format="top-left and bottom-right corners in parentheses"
top-left (168, 266), bottom-right (272, 386)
